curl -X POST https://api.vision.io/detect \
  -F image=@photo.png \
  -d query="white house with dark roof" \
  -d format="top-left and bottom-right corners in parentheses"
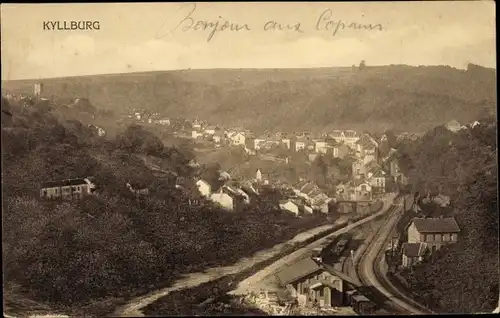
top-left (292, 181), bottom-right (329, 206)
top-left (279, 199), bottom-right (300, 216)
top-left (365, 162), bottom-right (387, 194)
top-left (407, 217), bottom-right (460, 253)
top-left (293, 180), bottom-right (309, 194)
top-left (233, 132), bottom-right (246, 146)
top-left (294, 136), bottom-right (308, 151)
top-left (309, 190), bottom-right (330, 208)
top-left (223, 184), bottom-right (250, 205)
top-left (401, 242), bottom-right (429, 267)
top-left (343, 130), bottom-right (359, 147)
top-left (352, 179), bottom-right (372, 201)
top-left (274, 257), bottom-right (359, 308)
top-left (210, 190), bottom-right (234, 211)
top-left (294, 182), bottom-right (315, 201)
top-left (40, 177), bottom-right (96, 200)
top-left (329, 130), bottom-right (344, 143)
top-left (355, 133), bottom-right (379, 158)
top-left (330, 130), bottom-right (359, 147)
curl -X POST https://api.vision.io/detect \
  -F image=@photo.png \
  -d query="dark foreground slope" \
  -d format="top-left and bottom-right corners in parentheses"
top-left (1, 97), bottom-right (333, 316)
top-left (3, 64), bottom-right (496, 133)
top-left (396, 118), bottom-right (498, 313)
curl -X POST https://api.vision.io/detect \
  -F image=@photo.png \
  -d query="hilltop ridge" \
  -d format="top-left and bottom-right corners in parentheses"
top-left (3, 64), bottom-right (496, 134)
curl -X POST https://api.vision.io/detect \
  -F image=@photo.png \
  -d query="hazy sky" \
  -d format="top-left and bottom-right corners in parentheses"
top-left (1, 1), bottom-right (496, 80)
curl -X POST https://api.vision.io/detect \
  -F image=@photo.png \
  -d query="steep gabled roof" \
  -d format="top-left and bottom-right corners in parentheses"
top-left (41, 177), bottom-right (93, 188)
top-left (344, 130), bottom-right (358, 138)
top-left (275, 258), bottom-right (322, 286)
top-left (296, 136), bottom-right (309, 142)
top-left (301, 183), bottom-right (315, 194)
top-left (365, 160), bottom-right (379, 171)
top-left (371, 169), bottom-right (386, 178)
top-left (356, 133), bottom-right (378, 149)
top-left (325, 138), bottom-right (342, 146)
top-left (198, 178), bottom-right (224, 192)
top-left (279, 199), bottom-right (297, 206)
top-left (329, 130), bottom-right (344, 138)
top-left (294, 180), bottom-right (309, 190)
top-left (335, 193), bottom-right (349, 201)
top-left (353, 179), bottom-right (370, 187)
top-left (313, 138), bottom-right (327, 144)
top-left (402, 242), bottom-right (428, 257)
top-left (315, 197), bottom-right (332, 206)
top-left (308, 188), bottom-right (324, 198)
top-left (219, 171), bottom-right (231, 180)
top-left (411, 217), bottom-right (460, 233)
top-left (366, 162), bottom-right (386, 177)
top-left (433, 194), bottom-right (451, 207)
top-left (223, 184), bottom-right (240, 194)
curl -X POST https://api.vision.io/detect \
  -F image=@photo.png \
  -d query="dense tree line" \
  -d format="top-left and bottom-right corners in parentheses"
top-left (3, 65), bottom-right (495, 134)
top-left (395, 116), bottom-right (498, 313)
top-left (2, 98), bottom-right (330, 313)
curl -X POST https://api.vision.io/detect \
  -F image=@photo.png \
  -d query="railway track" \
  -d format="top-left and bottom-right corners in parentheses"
top-left (371, 217), bottom-right (435, 314)
top-left (355, 197), bottom-right (435, 315)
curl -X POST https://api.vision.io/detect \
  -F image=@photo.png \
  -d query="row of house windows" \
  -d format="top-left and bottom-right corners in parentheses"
top-left (42, 186), bottom-right (84, 196)
top-left (303, 273), bottom-right (336, 286)
top-left (62, 186), bottom-right (82, 193)
top-left (421, 233), bottom-right (454, 242)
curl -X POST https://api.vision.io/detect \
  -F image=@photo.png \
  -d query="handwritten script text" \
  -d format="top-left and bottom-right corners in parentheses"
top-left (155, 4), bottom-right (384, 42)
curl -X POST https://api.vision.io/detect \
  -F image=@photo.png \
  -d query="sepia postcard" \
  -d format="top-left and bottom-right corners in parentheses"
top-left (1, 1), bottom-right (498, 317)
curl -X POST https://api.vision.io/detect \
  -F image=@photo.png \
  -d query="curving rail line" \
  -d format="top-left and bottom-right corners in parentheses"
top-left (355, 197), bottom-right (435, 315)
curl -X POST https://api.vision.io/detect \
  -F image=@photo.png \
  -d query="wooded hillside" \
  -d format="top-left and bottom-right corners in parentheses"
top-left (396, 118), bottom-right (498, 313)
top-left (3, 64), bottom-right (495, 134)
top-left (1, 97), bottom-right (332, 316)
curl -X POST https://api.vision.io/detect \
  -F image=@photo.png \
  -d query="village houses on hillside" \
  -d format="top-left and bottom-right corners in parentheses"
top-left (160, 117), bottom-right (410, 216)
top-left (195, 170), bottom-right (253, 211)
